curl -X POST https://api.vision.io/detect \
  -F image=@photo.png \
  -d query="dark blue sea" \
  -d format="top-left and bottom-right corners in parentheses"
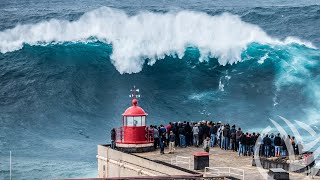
top-left (0, 0), bottom-right (320, 179)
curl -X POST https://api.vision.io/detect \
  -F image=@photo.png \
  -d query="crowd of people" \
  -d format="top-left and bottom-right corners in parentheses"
top-left (147, 120), bottom-right (304, 157)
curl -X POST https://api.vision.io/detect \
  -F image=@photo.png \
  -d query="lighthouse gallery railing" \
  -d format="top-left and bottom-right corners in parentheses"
top-left (116, 127), bottom-right (155, 143)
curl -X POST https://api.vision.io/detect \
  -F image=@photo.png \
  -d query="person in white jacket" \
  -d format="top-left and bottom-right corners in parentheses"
top-left (217, 124), bottom-right (224, 148)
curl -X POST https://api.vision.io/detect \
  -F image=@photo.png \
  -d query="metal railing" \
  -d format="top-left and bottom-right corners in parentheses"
top-left (116, 127), bottom-right (124, 143)
top-left (146, 128), bottom-right (155, 142)
top-left (115, 127), bottom-right (154, 143)
top-left (204, 167), bottom-right (245, 180)
top-left (171, 156), bottom-right (192, 170)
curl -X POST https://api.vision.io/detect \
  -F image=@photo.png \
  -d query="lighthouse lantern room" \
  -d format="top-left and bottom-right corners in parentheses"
top-left (115, 86), bottom-right (154, 153)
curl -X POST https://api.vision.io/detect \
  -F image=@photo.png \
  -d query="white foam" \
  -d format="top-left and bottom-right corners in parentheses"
top-left (258, 53), bottom-right (269, 64)
top-left (0, 7), bottom-right (315, 74)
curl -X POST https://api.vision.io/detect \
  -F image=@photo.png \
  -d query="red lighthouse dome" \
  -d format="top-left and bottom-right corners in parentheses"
top-left (122, 99), bottom-right (148, 116)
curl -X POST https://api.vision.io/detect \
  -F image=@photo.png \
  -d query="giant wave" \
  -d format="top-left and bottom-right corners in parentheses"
top-left (0, 7), bottom-right (316, 74)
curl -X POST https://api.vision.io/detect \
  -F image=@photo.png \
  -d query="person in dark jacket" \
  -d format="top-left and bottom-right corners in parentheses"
top-left (210, 123), bottom-right (218, 147)
top-left (179, 124), bottom-right (186, 147)
top-left (159, 125), bottom-right (166, 154)
top-left (263, 134), bottom-right (272, 157)
top-left (198, 124), bottom-right (204, 146)
top-left (185, 122), bottom-right (192, 146)
top-left (160, 125), bottom-right (167, 148)
top-left (274, 133), bottom-right (282, 157)
top-left (249, 133), bottom-right (256, 156)
top-left (223, 124), bottom-right (230, 150)
top-left (202, 122), bottom-right (210, 141)
top-left (230, 125), bottom-right (236, 151)
top-left (111, 128), bottom-right (116, 149)
top-left (174, 123), bottom-right (180, 147)
top-left (281, 135), bottom-right (287, 156)
top-left (159, 136), bottom-right (165, 154)
top-left (238, 132), bottom-right (246, 156)
top-left (244, 132), bottom-right (250, 156)
top-left (270, 133), bottom-right (275, 157)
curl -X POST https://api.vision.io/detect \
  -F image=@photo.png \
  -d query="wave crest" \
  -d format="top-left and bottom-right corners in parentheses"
top-left (0, 7), bottom-right (315, 73)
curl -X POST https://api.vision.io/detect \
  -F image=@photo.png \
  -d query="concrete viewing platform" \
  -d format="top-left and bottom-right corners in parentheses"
top-left (133, 146), bottom-right (320, 180)
top-left (135, 147), bottom-right (320, 180)
top-left (96, 144), bottom-right (320, 179)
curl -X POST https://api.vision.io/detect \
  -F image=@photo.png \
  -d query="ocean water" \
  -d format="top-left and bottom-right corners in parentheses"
top-left (0, 0), bottom-right (320, 179)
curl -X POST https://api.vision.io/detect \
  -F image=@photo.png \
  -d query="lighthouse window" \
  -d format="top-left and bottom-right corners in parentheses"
top-left (126, 116), bottom-right (134, 126)
top-left (133, 116), bottom-right (141, 126)
top-left (125, 116), bottom-right (145, 126)
top-left (141, 116), bottom-right (146, 126)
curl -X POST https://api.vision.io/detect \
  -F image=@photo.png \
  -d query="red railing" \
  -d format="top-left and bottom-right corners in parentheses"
top-left (147, 128), bottom-right (155, 142)
top-left (115, 127), bottom-right (154, 144)
top-left (116, 127), bottom-right (124, 143)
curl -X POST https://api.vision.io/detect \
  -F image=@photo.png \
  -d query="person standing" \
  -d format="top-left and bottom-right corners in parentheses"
top-left (159, 138), bottom-right (165, 154)
top-left (159, 124), bottom-right (166, 147)
top-left (202, 122), bottom-right (210, 142)
top-left (192, 123), bottom-right (199, 147)
top-left (281, 135), bottom-right (287, 156)
top-left (236, 128), bottom-right (242, 152)
top-left (166, 122), bottom-right (172, 146)
top-left (263, 134), bottom-right (271, 158)
top-left (169, 131), bottom-right (176, 154)
top-left (198, 123), bottom-right (204, 146)
top-left (244, 132), bottom-right (250, 156)
top-left (159, 128), bottom-right (166, 154)
top-left (185, 122), bottom-right (192, 146)
top-left (230, 125), bottom-right (236, 150)
top-left (270, 133), bottom-right (275, 157)
top-left (250, 132), bottom-right (257, 156)
top-left (111, 128), bottom-right (116, 149)
top-left (274, 133), bottom-right (282, 157)
top-left (238, 133), bottom-right (246, 156)
top-left (179, 124), bottom-right (186, 147)
top-left (230, 129), bottom-right (236, 151)
top-left (174, 123), bottom-right (180, 147)
top-left (223, 124), bottom-right (230, 150)
top-left (256, 133), bottom-right (263, 156)
top-left (219, 124), bottom-right (224, 149)
top-left (210, 123), bottom-right (218, 147)
top-left (153, 125), bottom-right (159, 149)
top-left (159, 124), bottom-right (166, 154)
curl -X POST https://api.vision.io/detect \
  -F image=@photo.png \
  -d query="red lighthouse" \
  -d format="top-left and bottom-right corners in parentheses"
top-left (115, 86), bottom-right (154, 152)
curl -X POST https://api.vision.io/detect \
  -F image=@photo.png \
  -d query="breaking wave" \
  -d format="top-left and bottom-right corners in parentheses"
top-left (0, 7), bottom-right (315, 74)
